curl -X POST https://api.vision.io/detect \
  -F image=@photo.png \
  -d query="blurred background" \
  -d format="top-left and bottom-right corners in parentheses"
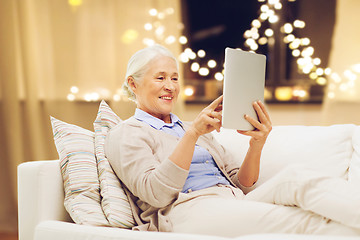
top-left (1, 0), bottom-right (360, 238)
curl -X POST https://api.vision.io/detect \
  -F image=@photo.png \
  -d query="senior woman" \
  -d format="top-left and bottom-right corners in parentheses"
top-left (105, 45), bottom-right (360, 237)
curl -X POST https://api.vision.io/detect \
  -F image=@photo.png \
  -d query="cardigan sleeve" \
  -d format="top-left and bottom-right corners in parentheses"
top-left (221, 143), bottom-right (257, 194)
top-left (105, 122), bottom-right (189, 209)
top-left (205, 133), bottom-right (256, 194)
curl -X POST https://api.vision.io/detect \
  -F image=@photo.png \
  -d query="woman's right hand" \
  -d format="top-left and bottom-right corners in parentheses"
top-left (188, 95), bottom-right (223, 138)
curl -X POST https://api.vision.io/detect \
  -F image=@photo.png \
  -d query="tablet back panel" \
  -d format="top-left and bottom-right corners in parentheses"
top-left (222, 48), bottom-right (266, 130)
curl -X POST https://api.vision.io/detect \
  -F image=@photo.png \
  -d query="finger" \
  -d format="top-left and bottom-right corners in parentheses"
top-left (253, 101), bottom-right (270, 126)
top-left (214, 103), bottom-right (223, 112)
top-left (210, 111), bottom-right (222, 121)
top-left (203, 121), bottom-right (221, 133)
top-left (237, 130), bottom-right (249, 135)
top-left (213, 120), bottom-right (222, 132)
top-left (207, 115), bottom-right (221, 125)
top-left (253, 102), bottom-right (267, 125)
top-left (238, 130), bottom-right (264, 140)
top-left (237, 130), bottom-right (251, 136)
top-left (206, 95), bottom-right (223, 111)
top-left (237, 130), bottom-right (259, 138)
top-left (245, 114), bottom-right (263, 130)
top-left (257, 101), bottom-right (272, 125)
top-left (206, 115), bottom-right (221, 130)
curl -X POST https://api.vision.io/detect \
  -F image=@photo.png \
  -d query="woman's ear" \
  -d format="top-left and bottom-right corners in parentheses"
top-left (127, 77), bottom-right (137, 93)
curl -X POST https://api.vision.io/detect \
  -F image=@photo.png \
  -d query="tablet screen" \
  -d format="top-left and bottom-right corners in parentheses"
top-left (222, 48), bottom-right (266, 130)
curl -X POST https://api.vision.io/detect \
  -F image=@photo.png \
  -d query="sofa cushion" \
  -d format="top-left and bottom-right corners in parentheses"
top-left (50, 117), bottom-right (109, 226)
top-left (349, 126), bottom-right (360, 184)
top-left (213, 124), bottom-right (356, 187)
top-left (94, 100), bottom-right (135, 228)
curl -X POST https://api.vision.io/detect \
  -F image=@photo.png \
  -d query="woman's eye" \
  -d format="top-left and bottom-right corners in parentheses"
top-left (157, 77), bottom-right (164, 80)
top-left (172, 78), bottom-right (178, 81)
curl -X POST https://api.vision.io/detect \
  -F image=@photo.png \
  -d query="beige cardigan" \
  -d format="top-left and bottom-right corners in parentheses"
top-left (105, 117), bottom-right (249, 232)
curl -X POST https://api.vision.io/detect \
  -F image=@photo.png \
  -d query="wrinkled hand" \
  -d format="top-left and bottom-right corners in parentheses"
top-left (237, 101), bottom-right (272, 147)
top-left (189, 95), bottom-right (223, 138)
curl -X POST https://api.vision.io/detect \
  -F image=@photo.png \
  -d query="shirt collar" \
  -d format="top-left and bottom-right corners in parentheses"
top-left (134, 108), bottom-right (183, 130)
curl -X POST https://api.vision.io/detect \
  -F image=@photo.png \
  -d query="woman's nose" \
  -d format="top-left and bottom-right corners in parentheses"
top-left (164, 78), bottom-right (175, 91)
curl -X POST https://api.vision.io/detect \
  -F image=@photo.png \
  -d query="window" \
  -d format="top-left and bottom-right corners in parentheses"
top-left (181, 0), bottom-right (336, 104)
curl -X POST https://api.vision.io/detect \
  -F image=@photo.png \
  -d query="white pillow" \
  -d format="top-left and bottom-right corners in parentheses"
top-left (349, 126), bottom-right (360, 184)
top-left (51, 117), bottom-right (109, 226)
top-left (213, 124), bottom-right (356, 187)
top-left (94, 100), bottom-right (135, 228)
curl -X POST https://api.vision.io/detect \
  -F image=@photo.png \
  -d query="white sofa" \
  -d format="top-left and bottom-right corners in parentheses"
top-left (18, 124), bottom-right (360, 240)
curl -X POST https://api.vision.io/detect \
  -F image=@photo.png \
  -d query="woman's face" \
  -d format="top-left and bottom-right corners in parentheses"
top-left (131, 55), bottom-right (179, 123)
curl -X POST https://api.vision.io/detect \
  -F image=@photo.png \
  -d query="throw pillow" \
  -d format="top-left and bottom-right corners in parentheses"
top-left (94, 100), bottom-right (135, 228)
top-left (51, 117), bottom-right (109, 226)
top-left (213, 124), bottom-right (356, 187)
top-left (259, 124), bottom-right (355, 185)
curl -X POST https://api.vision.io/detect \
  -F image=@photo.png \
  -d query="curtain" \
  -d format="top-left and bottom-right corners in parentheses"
top-left (0, 0), bottom-right (183, 232)
top-left (322, 0), bottom-right (360, 125)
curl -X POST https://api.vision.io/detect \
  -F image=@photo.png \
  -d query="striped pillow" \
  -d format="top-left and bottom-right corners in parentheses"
top-left (51, 117), bottom-right (109, 226)
top-left (94, 100), bottom-right (135, 228)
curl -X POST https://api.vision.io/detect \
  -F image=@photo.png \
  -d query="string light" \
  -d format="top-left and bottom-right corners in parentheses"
top-left (214, 72), bottom-right (224, 81)
top-left (316, 68), bottom-right (324, 76)
top-left (292, 49), bottom-right (300, 57)
top-left (165, 35), bottom-right (176, 45)
top-left (251, 0), bottom-right (360, 102)
top-left (191, 62), bottom-right (200, 72)
top-left (197, 50), bottom-right (206, 58)
top-left (179, 36), bottom-right (188, 44)
top-left (274, 2), bottom-right (282, 10)
top-left (199, 67), bottom-right (210, 76)
top-left (67, 94), bottom-right (76, 101)
top-left (165, 7), bottom-right (175, 15)
top-left (184, 86), bottom-right (195, 96)
top-left (264, 29), bottom-right (274, 37)
top-left (149, 8), bottom-right (158, 16)
top-left (84, 92), bottom-right (100, 102)
top-left (316, 77), bottom-right (327, 85)
top-left (293, 20), bottom-right (306, 28)
top-left (352, 64), bottom-right (360, 73)
top-left (324, 68), bottom-right (332, 75)
top-left (113, 94), bottom-right (121, 102)
top-left (252, 20), bottom-right (261, 28)
top-left (143, 38), bottom-right (155, 46)
top-left (122, 29), bottom-right (138, 44)
top-left (144, 23), bottom-right (153, 31)
top-left (268, 15), bottom-right (279, 23)
top-left (208, 60), bottom-right (217, 68)
top-left (325, 63), bottom-right (360, 100)
top-left (64, 2), bottom-right (358, 102)
top-left (179, 52), bottom-right (189, 63)
top-left (68, 0), bottom-right (82, 8)
top-left (245, 0), bottom-right (333, 97)
top-left (70, 86), bottom-right (79, 94)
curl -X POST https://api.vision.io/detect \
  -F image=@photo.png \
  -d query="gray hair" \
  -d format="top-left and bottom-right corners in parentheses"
top-left (122, 44), bottom-right (178, 102)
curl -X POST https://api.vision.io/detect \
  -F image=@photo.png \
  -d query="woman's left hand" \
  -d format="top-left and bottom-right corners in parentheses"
top-left (237, 100), bottom-right (272, 148)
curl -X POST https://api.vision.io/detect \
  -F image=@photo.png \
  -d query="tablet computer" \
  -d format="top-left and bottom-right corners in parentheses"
top-left (222, 48), bottom-right (266, 131)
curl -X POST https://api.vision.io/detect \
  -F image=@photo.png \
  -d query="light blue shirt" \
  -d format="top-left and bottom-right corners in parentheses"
top-left (134, 109), bottom-right (230, 193)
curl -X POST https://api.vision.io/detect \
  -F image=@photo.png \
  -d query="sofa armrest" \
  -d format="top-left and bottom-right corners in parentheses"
top-left (35, 221), bottom-right (360, 240)
top-left (35, 220), bottom-right (230, 240)
top-left (18, 160), bottom-right (72, 240)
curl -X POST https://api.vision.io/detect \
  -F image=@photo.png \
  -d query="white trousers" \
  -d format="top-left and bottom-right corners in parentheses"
top-left (168, 166), bottom-right (360, 238)
top-left (245, 165), bottom-right (360, 229)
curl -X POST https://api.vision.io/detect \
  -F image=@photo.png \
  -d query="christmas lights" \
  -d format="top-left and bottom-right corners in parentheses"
top-left (65, 2), bottom-right (358, 102)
